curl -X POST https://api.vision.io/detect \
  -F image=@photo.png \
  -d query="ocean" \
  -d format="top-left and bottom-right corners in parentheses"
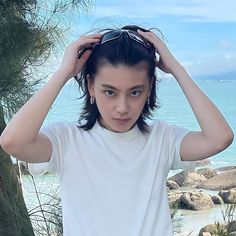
top-left (44, 76), bottom-right (236, 169)
top-left (21, 76), bottom-right (236, 235)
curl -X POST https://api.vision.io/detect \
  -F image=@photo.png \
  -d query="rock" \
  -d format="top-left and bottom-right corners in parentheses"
top-left (229, 232), bottom-right (236, 236)
top-left (228, 221), bottom-right (236, 233)
top-left (197, 170), bottom-right (236, 190)
top-left (215, 166), bottom-right (236, 173)
top-left (219, 190), bottom-right (236, 204)
top-left (197, 168), bottom-right (217, 179)
top-left (168, 191), bottom-right (183, 208)
top-left (211, 195), bottom-right (224, 204)
top-left (180, 191), bottom-right (214, 211)
top-left (169, 171), bottom-right (207, 187)
top-left (201, 233), bottom-right (211, 236)
top-left (198, 224), bottom-right (217, 236)
top-left (166, 180), bottom-right (179, 190)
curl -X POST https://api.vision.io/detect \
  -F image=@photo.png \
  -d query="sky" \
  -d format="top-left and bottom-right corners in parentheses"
top-left (67, 0), bottom-right (236, 78)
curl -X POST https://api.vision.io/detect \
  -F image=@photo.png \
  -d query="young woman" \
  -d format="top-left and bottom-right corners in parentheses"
top-left (0, 25), bottom-right (234, 235)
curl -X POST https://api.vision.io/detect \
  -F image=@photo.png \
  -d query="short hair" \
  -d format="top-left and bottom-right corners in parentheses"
top-left (76, 25), bottom-right (160, 133)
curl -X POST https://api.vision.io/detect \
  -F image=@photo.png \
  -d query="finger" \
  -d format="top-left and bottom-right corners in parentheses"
top-left (80, 49), bottom-right (92, 61)
top-left (77, 48), bottom-right (92, 60)
top-left (71, 34), bottom-right (102, 50)
top-left (137, 29), bottom-right (162, 44)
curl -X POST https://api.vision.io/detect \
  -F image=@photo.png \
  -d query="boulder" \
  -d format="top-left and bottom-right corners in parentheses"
top-left (169, 171), bottom-right (207, 187)
top-left (197, 170), bottom-right (236, 190)
top-left (201, 233), bottom-right (211, 236)
top-left (219, 190), bottom-right (236, 204)
top-left (228, 221), bottom-right (236, 233)
top-left (198, 224), bottom-right (217, 236)
top-left (180, 191), bottom-right (214, 211)
top-left (168, 191), bottom-right (183, 208)
top-left (166, 180), bottom-right (179, 190)
top-left (196, 168), bottom-right (217, 179)
top-left (211, 195), bottom-right (224, 204)
top-left (215, 166), bottom-right (236, 173)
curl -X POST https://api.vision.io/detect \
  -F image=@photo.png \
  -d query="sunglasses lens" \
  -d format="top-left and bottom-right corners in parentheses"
top-left (100, 30), bottom-right (122, 44)
top-left (97, 29), bottom-right (152, 50)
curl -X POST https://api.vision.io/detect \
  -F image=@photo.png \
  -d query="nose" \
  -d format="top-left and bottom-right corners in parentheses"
top-left (115, 96), bottom-right (130, 114)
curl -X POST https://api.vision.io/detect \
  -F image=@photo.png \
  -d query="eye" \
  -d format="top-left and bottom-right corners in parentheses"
top-left (105, 90), bottom-right (115, 97)
top-left (130, 90), bottom-right (141, 97)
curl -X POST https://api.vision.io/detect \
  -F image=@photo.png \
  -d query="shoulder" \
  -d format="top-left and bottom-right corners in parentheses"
top-left (149, 120), bottom-right (188, 138)
top-left (40, 120), bottom-right (83, 137)
top-left (149, 119), bottom-right (170, 132)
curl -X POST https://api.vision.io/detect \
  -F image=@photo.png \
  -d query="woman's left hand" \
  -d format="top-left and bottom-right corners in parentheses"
top-left (137, 29), bottom-right (183, 75)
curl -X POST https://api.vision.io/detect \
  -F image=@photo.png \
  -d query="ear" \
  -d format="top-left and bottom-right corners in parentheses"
top-left (87, 75), bottom-right (94, 96)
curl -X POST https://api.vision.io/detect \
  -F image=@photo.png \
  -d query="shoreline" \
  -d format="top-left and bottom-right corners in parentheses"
top-left (175, 204), bottom-right (233, 236)
top-left (21, 165), bottom-right (236, 235)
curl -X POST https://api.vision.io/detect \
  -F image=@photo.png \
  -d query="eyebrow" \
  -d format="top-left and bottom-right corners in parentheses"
top-left (101, 84), bottom-right (146, 91)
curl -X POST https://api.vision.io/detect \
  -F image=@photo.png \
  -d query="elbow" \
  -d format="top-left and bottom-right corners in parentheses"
top-left (0, 133), bottom-right (19, 156)
top-left (216, 129), bottom-right (234, 152)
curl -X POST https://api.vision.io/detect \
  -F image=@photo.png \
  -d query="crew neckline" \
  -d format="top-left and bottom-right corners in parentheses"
top-left (92, 120), bottom-right (140, 141)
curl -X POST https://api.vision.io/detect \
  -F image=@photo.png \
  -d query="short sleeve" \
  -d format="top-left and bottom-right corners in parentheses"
top-left (28, 121), bottom-right (73, 176)
top-left (166, 123), bottom-right (196, 171)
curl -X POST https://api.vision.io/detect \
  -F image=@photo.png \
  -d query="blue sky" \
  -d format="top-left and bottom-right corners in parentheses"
top-left (69, 0), bottom-right (236, 77)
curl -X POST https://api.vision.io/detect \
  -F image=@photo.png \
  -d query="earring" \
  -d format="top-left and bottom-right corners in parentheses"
top-left (90, 96), bottom-right (95, 104)
top-left (147, 97), bottom-right (150, 106)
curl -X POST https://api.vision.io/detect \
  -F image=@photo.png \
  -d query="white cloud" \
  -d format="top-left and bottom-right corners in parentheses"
top-left (217, 40), bottom-right (234, 50)
top-left (92, 0), bottom-right (236, 23)
top-left (183, 54), bottom-right (236, 76)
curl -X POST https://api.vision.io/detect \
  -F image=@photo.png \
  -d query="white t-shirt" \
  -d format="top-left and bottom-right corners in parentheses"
top-left (29, 120), bottom-right (195, 236)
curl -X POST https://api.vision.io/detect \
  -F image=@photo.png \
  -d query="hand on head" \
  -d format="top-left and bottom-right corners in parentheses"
top-left (137, 29), bottom-right (181, 74)
top-left (58, 33), bottom-right (102, 81)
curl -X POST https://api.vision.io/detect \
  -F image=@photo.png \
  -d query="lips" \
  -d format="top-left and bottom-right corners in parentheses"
top-left (113, 118), bottom-right (131, 122)
top-left (113, 118), bottom-right (131, 125)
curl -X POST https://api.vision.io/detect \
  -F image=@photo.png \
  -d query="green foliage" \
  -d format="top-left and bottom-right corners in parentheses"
top-left (0, 148), bottom-right (34, 236)
top-left (0, 0), bottom-right (93, 120)
top-left (213, 204), bottom-right (236, 236)
top-left (28, 176), bottom-right (63, 236)
top-left (0, 0), bottom-right (94, 235)
top-left (0, 0), bottom-right (54, 119)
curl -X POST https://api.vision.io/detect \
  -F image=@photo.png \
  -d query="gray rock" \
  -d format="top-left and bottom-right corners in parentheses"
top-left (228, 221), bottom-right (236, 233)
top-left (201, 233), bottom-right (211, 236)
top-left (197, 168), bottom-right (217, 179)
top-left (180, 191), bottom-right (214, 211)
top-left (211, 195), bottom-right (224, 204)
top-left (219, 190), bottom-right (236, 204)
top-left (197, 170), bottom-right (236, 190)
top-left (198, 224), bottom-right (217, 236)
top-left (169, 171), bottom-right (207, 187)
top-left (166, 180), bottom-right (179, 190)
top-left (168, 191), bottom-right (183, 208)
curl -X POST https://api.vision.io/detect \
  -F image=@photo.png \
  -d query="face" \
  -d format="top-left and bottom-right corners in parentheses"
top-left (88, 62), bottom-right (152, 132)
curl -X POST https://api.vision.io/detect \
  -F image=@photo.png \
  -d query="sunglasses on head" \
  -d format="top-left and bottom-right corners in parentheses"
top-left (99, 29), bottom-right (153, 48)
top-left (77, 29), bottom-right (154, 59)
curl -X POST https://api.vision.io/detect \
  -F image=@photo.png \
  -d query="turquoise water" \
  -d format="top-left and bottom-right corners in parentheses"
top-left (44, 77), bottom-right (236, 169)
top-left (22, 77), bottom-right (236, 235)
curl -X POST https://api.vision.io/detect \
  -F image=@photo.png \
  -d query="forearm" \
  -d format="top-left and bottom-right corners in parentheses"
top-left (0, 70), bottom-right (68, 149)
top-left (173, 65), bottom-right (233, 148)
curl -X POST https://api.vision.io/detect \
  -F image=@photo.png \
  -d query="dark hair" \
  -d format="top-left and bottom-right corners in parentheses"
top-left (76, 25), bottom-right (160, 133)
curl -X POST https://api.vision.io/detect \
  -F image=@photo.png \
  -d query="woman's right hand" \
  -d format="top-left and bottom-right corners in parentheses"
top-left (58, 33), bottom-right (102, 81)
